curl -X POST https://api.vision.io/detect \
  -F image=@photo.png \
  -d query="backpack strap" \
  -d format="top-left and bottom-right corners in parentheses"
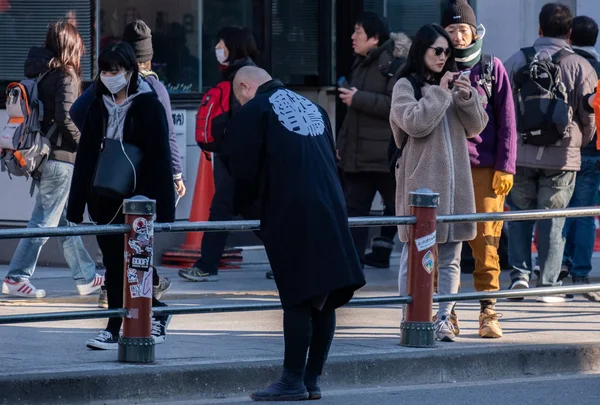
top-left (405, 75), bottom-right (422, 101)
top-left (552, 48), bottom-right (575, 64)
top-left (520, 47), bottom-right (537, 64)
top-left (479, 54), bottom-right (495, 101)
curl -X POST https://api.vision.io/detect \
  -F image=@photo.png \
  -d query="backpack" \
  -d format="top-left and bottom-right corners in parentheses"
top-left (512, 47), bottom-right (573, 146)
top-left (195, 81), bottom-right (231, 154)
top-left (478, 54), bottom-right (495, 103)
top-left (388, 75), bottom-right (422, 172)
top-left (0, 73), bottom-right (56, 192)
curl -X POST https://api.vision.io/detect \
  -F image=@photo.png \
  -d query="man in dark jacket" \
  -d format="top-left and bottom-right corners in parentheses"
top-left (69, 20), bottom-right (182, 305)
top-left (337, 12), bottom-right (410, 268)
top-left (562, 15), bottom-right (600, 302)
top-left (2, 43), bottom-right (102, 299)
top-left (225, 67), bottom-right (365, 401)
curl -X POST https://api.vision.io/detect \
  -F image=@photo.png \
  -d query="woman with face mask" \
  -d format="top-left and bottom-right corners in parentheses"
top-left (390, 24), bottom-right (488, 343)
top-left (178, 26), bottom-right (260, 283)
top-left (67, 41), bottom-right (175, 350)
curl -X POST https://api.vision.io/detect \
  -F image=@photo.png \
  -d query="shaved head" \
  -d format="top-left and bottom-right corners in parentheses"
top-left (233, 66), bottom-right (273, 105)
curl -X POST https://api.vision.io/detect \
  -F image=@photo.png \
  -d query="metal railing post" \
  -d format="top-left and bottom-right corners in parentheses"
top-left (119, 196), bottom-right (156, 363)
top-left (400, 189), bottom-right (439, 348)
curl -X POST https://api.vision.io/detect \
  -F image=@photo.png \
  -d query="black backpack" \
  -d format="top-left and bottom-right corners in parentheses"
top-left (513, 47), bottom-right (573, 146)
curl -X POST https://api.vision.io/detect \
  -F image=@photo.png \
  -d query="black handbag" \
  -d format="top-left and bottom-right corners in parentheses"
top-left (93, 137), bottom-right (143, 200)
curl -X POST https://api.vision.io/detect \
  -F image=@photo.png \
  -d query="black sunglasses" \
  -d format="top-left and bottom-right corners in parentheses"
top-left (429, 46), bottom-right (452, 57)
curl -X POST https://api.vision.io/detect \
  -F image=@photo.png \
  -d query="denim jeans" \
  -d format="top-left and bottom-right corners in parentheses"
top-left (563, 156), bottom-right (600, 278)
top-left (6, 160), bottom-right (96, 285)
top-left (507, 167), bottom-right (576, 287)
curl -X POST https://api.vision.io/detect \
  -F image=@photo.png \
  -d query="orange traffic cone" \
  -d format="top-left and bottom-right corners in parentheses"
top-left (182, 152), bottom-right (215, 249)
top-left (161, 152), bottom-right (215, 267)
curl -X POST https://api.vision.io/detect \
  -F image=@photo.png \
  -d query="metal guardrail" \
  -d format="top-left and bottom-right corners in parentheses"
top-left (1, 206), bottom-right (600, 240)
top-left (2, 201), bottom-right (600, 353)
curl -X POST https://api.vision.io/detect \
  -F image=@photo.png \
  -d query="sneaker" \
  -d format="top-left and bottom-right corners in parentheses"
top-left (86, 330), bottom-right (118, 350)
top-left (153, 276), bottom-right (171, 300)
top-left (2, 278), bottom-right (46, 298)
top-left (432, 308), bottom-right (460, 336)
top-left (534, 265), bottom-right (569, 282)
top-left (571, 276), bottom-right (600, 302)
top-left (151, 316), bottom-right (172, 344)
top-left (178, 267), bottom-right (219, 282)
top-left (98, 288), bottom-right (108, 308)
top-left (434, 316), bottom-right (456, 342)
top-left (507, 278), bottom-right (529, 301)
top-left (479, 308), bottom-right (503, 338)
top-left (76, 274), bottom-right (104, 296)
top-left (536, 294), bottom-right (574, 303)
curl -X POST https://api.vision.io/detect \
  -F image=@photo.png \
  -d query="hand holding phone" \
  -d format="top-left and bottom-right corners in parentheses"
top-left (337, 76), bottom-right (351, 89)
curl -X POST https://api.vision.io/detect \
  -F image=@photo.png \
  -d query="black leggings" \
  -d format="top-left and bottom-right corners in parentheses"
top-left (283, 303), bottom-right (336, 377)
top-left (97, 234), bottom-right (166, 336)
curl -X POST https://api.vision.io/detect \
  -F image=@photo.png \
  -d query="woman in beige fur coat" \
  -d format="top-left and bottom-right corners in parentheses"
top-left (390, 24), bottom-right (488, 342)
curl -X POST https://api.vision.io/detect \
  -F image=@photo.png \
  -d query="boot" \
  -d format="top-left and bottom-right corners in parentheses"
top-left (250, 369), bottom-right (308, 401)
top-left (363, 237), bottom-right (394, 269)
top-left (304, 374), bottom-right (321, 400)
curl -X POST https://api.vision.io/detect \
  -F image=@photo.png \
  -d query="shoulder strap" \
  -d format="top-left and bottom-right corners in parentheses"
top-left (552, 48), bottom-right (575, 64)
top-left (520, 47), bottom-right (537, 64)
top-left (405, 75), bottom-right (422, 101)
top-left (479, 54), bottom-right (495, 100)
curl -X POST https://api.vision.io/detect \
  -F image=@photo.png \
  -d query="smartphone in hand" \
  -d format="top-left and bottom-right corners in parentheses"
top-left (449, 70), bottom-right (471, 89)
top-left (337, 76), bottom-right (351, 89)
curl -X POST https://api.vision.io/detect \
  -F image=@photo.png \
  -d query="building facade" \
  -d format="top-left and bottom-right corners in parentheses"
top-left (0, 0), bottom-right (598, 263)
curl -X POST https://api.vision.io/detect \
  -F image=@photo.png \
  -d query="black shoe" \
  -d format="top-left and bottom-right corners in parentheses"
top-left (363, 237), bottom-right (394, 269)
top-left (86, 330), bottom-right (118, 350)
top-left (151, 316), bottom-right (171, 344)
top-left (265, 270), bottom-right (275, 280)
top-left (507, 278), bottom-right (529, 301)
top-left (534, 266), bottom-right (569, 282)
top-left (250, 370), bottom-right (308, 401)
top-left (304, 375), bottom-right (322, 400)
top-left (573, 276), bottom-right (600, 302)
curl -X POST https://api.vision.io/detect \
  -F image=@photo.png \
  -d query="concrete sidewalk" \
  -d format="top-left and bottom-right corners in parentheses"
top-left (1, 254), bottom-right (600, 404)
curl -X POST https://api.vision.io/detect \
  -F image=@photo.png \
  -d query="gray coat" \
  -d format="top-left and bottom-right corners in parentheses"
top-left (337, 33), bottom-right (412, 173)
top-left (503, 37), bottom-right (597, 171)
top-left (390, 79), bottom-right (488, 243)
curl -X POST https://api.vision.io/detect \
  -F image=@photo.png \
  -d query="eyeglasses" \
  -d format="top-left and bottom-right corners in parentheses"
top-left (429, 46), bottom-right (452, 57)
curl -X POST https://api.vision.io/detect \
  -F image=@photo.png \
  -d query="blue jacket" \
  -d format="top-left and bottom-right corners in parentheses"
top-left (70, 72), bottom-right (183, 179)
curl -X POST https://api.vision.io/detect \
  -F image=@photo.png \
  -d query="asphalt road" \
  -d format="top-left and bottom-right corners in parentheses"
top-left (126, 373), bottom-right (600, 405)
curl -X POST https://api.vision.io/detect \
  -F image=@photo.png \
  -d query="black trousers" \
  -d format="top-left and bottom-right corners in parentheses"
top-left (97, 232), bottom-right (166, 336)
top-left (282, 303), bottom-right (336, 377)
top-left (192, 155), bottom-right (234, 275)
top-left (343, 171), bottom-right (397, 262)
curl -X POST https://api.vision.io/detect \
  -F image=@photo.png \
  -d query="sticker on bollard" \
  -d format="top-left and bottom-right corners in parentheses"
top-left (120, 196), bottom-right (156, 364)
top-left (422, 250), bottom-right (434, 274)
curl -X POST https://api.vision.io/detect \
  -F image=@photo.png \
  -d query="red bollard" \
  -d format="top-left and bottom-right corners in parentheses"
top-left (400, 189), bottom-right (439, 348)
top-left (119, 196), bottom-right (156, 363)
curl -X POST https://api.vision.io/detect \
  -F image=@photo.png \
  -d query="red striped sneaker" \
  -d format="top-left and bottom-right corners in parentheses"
top-left (76, 274), bottom-right (105, 296)
top-left (2, 278), bottom-right (46, 298)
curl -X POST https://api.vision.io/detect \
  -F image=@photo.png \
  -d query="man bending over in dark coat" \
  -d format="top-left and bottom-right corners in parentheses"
top-left (222, 66), bottom-right (366, 401)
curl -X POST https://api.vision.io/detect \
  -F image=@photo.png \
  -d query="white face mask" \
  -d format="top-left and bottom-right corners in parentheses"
top-left (215, 48), bottom-right (228, 65)
top-left (100, 72), bottom-right (129, 94)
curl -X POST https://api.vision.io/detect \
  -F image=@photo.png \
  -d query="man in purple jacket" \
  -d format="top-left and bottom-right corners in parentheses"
top-left (70, 20), bottom-right (184, 307)
top-left (442, 0), bottom-right (517, 339)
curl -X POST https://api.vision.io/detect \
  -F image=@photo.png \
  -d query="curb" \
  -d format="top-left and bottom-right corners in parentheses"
top-left (2, 343), bottom-right (600, 404)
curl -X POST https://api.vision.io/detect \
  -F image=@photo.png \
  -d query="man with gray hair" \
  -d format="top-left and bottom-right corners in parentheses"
top-left (223, 66), bottom-right (365, 401)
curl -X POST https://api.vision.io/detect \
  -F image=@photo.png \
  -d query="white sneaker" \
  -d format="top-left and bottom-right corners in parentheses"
top-left (434, 316), bottom-right (456, 342)
top-left (536, 295), bottom-right (574, 303)
top-left (76, 274), bottom-right (104, 296)
top-left (86, 331), bottom-right (119, 350)
top-left (2, 278), bottom-right (46, 298)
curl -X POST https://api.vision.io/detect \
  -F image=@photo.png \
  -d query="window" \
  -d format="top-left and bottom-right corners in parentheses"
top-left (99, 0), bottom-right (201, 93)
top-left (0, 0), bottom-right (94, 81)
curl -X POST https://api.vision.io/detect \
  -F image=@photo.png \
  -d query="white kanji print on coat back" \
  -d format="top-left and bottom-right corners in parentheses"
top-left (268, 89), bottom-right (325, 136)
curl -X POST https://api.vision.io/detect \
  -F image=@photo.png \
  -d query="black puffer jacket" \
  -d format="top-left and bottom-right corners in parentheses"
top-left (337, 33), bottom-right (411, 173)
top-left (24, 47), bottom-right (81, 164)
